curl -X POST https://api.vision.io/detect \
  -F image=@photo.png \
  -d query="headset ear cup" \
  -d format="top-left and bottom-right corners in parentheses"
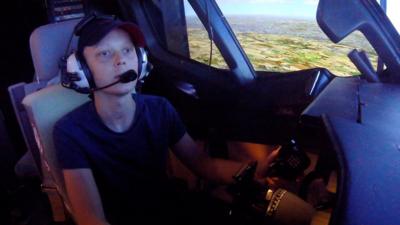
top-left (65, 53), bottom-right (91, 93)
top-left (136, 47), bottom-right (143, 80)
top-left (136, 48), bottom-right (152, 81)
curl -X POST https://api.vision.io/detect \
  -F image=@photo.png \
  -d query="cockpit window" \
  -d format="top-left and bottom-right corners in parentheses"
top-left (145, 0), bottom-right (228, 69)
top-left (214, 0), bottom-right (378, 76)
top-left (183, 1), bottom-right (228, 69)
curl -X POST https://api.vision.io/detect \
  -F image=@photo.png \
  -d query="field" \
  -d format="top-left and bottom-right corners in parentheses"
top-left (187, 16), bottom-right (378, 76)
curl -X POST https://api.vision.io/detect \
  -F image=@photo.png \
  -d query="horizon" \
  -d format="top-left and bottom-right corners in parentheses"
top-left (186, 14), bottom-right (315, 21)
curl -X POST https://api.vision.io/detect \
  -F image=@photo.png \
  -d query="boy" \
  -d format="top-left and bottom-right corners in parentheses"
top-left (54, 15), bottom-right (278, 225)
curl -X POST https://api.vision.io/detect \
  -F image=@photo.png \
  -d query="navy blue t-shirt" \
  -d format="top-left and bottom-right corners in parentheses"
top-left (53, 94), bottom-right (186, 224)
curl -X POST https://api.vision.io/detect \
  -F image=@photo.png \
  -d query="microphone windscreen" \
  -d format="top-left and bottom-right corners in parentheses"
top-left (266, 189), bottom-right (315, 225)
top-left (119, 70), bottom-right (138, 83)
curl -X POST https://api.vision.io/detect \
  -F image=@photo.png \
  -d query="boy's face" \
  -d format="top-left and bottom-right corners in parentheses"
top-left (83, 28), bottom-right (139, 95)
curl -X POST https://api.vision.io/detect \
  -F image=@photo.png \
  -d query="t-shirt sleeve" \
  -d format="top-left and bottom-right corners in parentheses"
top-left (164, 99), bottom-right (186, 146)
top-left (53, 122), bottom-right (90, 169)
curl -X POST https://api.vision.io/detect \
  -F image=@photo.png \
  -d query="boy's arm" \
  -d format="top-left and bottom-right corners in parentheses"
top-left (171, 132), bottom-right (279, 184)
top-left (63, 169), bottom-right (111, 225)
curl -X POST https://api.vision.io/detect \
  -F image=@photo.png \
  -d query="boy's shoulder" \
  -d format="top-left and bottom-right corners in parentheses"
top-left (54, 101), bottom-right (92, 130)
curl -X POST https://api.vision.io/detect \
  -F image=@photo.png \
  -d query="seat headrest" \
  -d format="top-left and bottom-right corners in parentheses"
top-left (29, 19), bottom-right (80, 82)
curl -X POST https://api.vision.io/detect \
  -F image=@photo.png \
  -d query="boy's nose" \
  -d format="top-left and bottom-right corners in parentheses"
top-left (115, 53), bottom-right (126, 66)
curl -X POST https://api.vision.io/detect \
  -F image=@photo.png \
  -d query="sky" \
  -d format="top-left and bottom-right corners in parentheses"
top-left (185, 0), bottom-right (400, 29)
top-left (184, 0), bottom-right (318, 18)
top-left (186, 0), bottom-right (318, 18)
top-left (387, 1), bottom-right (400, 32)
top-left (214, 0), bottom-right (318, 18)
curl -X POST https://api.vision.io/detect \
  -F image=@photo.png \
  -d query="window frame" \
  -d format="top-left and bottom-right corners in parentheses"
top-left (119, 0), bottom-right (256, 85)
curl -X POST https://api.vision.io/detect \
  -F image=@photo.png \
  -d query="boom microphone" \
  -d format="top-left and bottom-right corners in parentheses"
top-left (119, 70), bottom-right (138, 83)
top-left (92, 70), bottom-right (138, 91)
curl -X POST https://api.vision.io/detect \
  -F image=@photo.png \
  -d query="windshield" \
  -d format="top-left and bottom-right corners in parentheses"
top-left (214, 0), bottom-right (378, 76)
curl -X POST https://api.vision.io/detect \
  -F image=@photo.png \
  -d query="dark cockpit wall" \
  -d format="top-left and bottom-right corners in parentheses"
top-left (0, 0), bottom-right (50, 213)
top-left (0, 0), bottom-right (47, 157)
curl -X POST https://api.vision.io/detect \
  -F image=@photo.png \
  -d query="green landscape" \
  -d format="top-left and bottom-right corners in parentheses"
top-left (186, 16), bottom-right (378, 76)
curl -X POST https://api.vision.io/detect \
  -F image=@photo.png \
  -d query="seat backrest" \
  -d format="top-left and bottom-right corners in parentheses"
top-left (29, 19), bottom-right (79, 83)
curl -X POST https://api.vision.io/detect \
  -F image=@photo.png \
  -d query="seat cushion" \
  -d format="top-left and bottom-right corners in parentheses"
top-left (22, 84), bottom-right (89, 199)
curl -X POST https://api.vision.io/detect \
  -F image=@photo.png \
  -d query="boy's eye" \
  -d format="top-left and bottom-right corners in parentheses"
top-left (95, 50), bottom-right (113, 61)
top-left (99, 50), bottom-right (111, 57)
top-left (122, 47), bottom-right (134, 54)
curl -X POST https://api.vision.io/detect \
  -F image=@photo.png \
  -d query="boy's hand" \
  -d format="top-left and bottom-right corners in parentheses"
top-left (254, 146), bottom-right (281, 180)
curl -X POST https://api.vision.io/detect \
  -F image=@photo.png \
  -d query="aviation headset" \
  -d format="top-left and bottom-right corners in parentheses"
top-left (60, 14), bottom-right (152, 94)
